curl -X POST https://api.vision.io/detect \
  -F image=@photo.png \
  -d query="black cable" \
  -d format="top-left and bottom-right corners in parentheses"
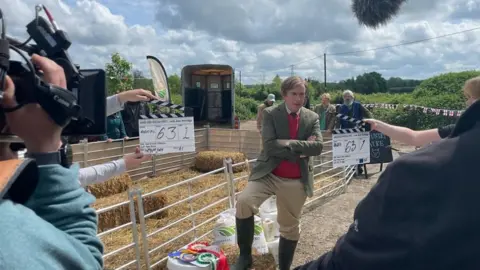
top-left (4, 44), bottom-right (37, 112)
top-left (9, 45), bottom-right (35, 77)
top-left (16, 37), bottom-right (32, 48)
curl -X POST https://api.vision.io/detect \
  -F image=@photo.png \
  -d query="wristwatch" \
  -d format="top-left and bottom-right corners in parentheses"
top-left (25, 140), bottom-right (72, 168)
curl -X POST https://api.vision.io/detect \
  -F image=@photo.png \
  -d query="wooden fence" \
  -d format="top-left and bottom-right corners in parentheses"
top-left (71, 126), bottom-right (333, 181)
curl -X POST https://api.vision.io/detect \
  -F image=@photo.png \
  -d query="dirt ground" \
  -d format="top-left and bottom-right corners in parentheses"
top-left (241, 120), bottom-right (416, 267)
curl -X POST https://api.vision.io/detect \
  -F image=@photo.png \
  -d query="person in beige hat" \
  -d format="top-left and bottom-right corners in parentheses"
top-left (256, 93), bottom-right (276, 132)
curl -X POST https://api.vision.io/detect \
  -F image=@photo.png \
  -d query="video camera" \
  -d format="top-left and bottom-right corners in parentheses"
top-left (0, 5), bottom-right (106, 141)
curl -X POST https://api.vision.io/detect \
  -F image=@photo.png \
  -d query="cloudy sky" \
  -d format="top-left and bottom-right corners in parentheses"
top-left (2, 0), bottom-right (480, 84)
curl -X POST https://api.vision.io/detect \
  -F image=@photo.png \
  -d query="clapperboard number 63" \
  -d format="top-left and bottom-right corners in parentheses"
top-left (344, 139), bottom-right (366, 153)
top-left (156, 126), bottom-right (190, 140)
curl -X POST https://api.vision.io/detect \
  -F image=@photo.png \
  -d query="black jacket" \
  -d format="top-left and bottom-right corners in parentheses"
top-left (121, 102), bottom-right (150, 137)
top-left (295, 100), bottom-right (480, 270)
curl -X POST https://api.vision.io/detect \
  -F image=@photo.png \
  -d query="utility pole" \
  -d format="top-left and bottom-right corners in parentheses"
top-left (290, 65), bottom-right (294, 76)
top-left (261, 72), bottom-right (266, 91)
top-left (239, 70), bottom-right (242, 91)
top-left (323, 53), bottom-right (327, 88)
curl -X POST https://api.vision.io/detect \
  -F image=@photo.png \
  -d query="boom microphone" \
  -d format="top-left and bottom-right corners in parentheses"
top-left (352, 0), bottom-right (407, 28)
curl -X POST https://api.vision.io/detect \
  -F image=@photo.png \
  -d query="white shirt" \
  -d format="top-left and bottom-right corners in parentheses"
top-left (78, 159), bottom-right (126, 187)
top-left (76, 94), bottom-right (126, 187)
top-left (286, 105), bottom-right (301, 115)
top-left (106, 94), bottom-right (124, 116)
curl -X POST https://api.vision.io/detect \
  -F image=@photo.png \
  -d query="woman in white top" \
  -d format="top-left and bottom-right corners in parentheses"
top-left (78, 89), bottom-right (156, 186)
top-left (79, 146), bottom-right (151, 187)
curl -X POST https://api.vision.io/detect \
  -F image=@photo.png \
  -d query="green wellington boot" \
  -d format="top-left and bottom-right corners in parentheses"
top-left (278, 236), bottom-right (298, 270)
top-left (232, 216), bottom-right (254, 270)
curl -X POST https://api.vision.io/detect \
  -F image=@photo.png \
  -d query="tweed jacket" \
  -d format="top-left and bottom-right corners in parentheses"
top-left (250, 103), bottom-right (323, 197)
top-left (314, 104), bottom-right (337, 130)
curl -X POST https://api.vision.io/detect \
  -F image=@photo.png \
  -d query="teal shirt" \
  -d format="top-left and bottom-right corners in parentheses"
top-left (101, 112), bottom-right (127, 140)
top-left (0, 164), bottom-right (104, 269)
top-left (318, 107), bottom-right (327, 130)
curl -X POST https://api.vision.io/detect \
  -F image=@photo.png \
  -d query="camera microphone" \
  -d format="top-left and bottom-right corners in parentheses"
top-left (351, 0), bottom-right (407, 28)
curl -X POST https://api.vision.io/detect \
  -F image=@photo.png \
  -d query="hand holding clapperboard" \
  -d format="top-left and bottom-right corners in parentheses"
top-left (138, 101), bottom-right (196, 155)
top-left (331, 114), bottom-right (373, 168)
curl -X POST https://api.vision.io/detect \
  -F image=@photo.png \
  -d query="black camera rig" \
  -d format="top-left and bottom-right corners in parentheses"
top-left (0, 4), bottom-right (106, 142)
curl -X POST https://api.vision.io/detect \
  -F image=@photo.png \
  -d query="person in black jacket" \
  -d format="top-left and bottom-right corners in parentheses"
top-left (121, 101), bottom-right (151, 137)
top-left (294, 100), bottom-right (480, 269)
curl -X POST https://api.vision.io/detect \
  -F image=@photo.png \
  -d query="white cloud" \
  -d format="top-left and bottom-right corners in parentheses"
top-left (1, 0), bottom-right (480, 85)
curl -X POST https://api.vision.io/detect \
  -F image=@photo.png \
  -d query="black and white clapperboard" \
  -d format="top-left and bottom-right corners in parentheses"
top-left (138, 100), bottom-right (196, 155)
top-left (331, 114), bottom-right (393, 168)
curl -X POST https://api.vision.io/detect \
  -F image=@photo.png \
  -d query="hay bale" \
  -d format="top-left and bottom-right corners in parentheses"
top-left (194, 151), bottom-right (247, 173)
top-left (88, 173), bottom-right (132, 198)
top-left (97, 203), bottom-right (131, 232)
top-left (141, 193), bottom-right (169, 220)
top-left (222, 244), bottom-right (276, 269)
top-left (96, 192), bottom-right (168, 232)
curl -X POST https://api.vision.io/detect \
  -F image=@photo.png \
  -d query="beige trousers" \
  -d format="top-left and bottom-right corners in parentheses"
top-left (235, 173), bottom-right (307, 241)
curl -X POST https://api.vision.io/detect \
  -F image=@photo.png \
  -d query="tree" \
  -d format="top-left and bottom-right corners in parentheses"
top-left (412, 70), bottom-right (480, 109)
top-left (272, 75), bottom-right (282, 89)
top-left (386, 77), bottom-right (422, 93)
top-left (133, 69), bottom-right (144, 79)
top-left (167, 74), bottom-right (181, 95)
top-left (105, 53), bottom-right (133, 95)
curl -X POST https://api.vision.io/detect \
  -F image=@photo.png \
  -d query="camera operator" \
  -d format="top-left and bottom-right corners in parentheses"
top-left (0, 54), bottom-right (103, 269)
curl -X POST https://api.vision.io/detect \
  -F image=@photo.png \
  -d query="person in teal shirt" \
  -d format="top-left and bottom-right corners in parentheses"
top-left (101, 112), bottom-right (129, 142)
top-left (0, 54), bottom-right (103, 269)
top-left (313, 93), bottom-right (337, 132)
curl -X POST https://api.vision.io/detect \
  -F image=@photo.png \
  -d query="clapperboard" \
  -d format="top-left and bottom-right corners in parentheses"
top-left (331, 114), bottom-right (371, 168)
top-left (139, 100), bottom-right (192, 119)
top-left (138, 101), bottom-right (196, 155)
top-left (331, 114), bottom-right (393, 173)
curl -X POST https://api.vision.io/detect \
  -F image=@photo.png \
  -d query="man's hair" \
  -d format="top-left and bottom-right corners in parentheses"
top-left (464, 76), bottom-right (480, 99)
top-left (321, 93), bottom-right (331, 100)
top-left (343, 89), bottom-right (354, 98)
top-left (281, 76), bottom-right (305, 96)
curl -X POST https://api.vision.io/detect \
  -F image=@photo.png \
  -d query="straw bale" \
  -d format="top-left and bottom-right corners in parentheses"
top-left (194, 151), bottom-right (247, 173)
top-left (97, 204), bottom-right (130, 233)
top-left (141, 193), bottom-right (168, 220)
top-left (88, 173), bottom-right (132, 198)
top-left (96, 192), bottom-right (168, 232)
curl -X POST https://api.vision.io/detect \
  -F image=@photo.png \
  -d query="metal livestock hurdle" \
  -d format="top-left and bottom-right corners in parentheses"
top-left (93, 130), bottom-right (356, 269)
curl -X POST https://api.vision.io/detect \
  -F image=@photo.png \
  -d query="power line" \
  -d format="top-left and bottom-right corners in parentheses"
top-left (240, 26), bottom-right (480, 82)
top-left (283, 26), bottom-right (480, 68)
top-left (328, 26), bottom-right (480, 56)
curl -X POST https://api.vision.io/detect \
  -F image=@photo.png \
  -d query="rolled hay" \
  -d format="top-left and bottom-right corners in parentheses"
top-left (96, 192), bottom-right (168, 232)
top-left (221, 244), bottom-right (276, 269)
top-left (88, 173), bottom-right (132, 199)
top-left (194, 151), bottom-right (247, 173)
